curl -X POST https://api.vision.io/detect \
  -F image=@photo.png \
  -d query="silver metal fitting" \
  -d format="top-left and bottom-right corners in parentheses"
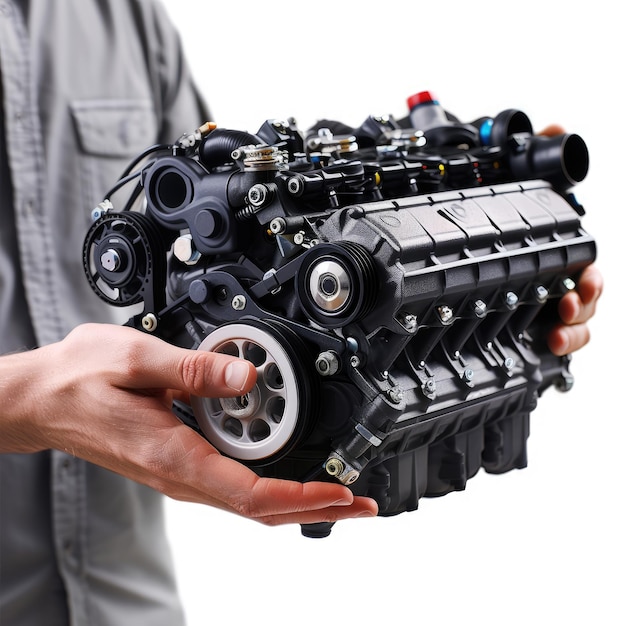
top-left (324, 456), bottom-right (360, 485)
top-left (505, 291), bottom-right (519, 309)
top-left (231, 295), bottom-right (247, 311)
top-left (473, 299), bottom-right (488, 317)
top-left (269, 217), bottom-right (287, 235)
top-left (247, 183), bottom-right (271, 208)
top-left (388, 386), bottom-right (404, 404)
top-left (315, 351), bottom-right (340, 377)
top-left (438, 305), bottom-right (454, 324)
top-left (173, 234), bottom-right (201, 265)
top-left (141, 313), bottom-right (158, 332)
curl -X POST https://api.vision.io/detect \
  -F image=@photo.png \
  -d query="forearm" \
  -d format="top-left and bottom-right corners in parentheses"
top-left (0, 347), bottom-right (50, 453)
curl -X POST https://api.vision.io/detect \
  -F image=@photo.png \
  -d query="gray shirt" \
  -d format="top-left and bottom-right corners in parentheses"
top-left (0, 1), bottom-right (210, 623)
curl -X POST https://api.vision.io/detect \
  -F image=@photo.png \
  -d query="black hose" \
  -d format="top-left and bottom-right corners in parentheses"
top-left (198, 128), bottom-right (263, 169)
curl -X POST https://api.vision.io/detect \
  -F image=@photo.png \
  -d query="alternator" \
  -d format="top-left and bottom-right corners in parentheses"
top-left (83, 92), bottom-right (596, 537)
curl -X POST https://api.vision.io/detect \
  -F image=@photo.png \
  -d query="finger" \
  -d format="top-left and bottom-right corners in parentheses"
top-left (558, 265), bottom-right (603, 325)
top-left (547, 322), bottom-right (591, 356)
top-left (539, 124), bottom-right (566, 137)
top-left (186, 449), bottom-right (379, 521)
top-left (237, 478), bottom-right (379, 525)
top-left (253, 497), bottom-right (379, 526)
top-left (117, 331), bottom-right (257, 397)
top-left (575, 264), bottom-right (604, 307)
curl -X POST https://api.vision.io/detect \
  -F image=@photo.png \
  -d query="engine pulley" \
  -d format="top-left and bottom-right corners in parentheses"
top-left (190, 320), bottom-right (317, 465)
top-left (296, 242), bottom-right (378, 328)
top-left (82, 211), bottom-right (164, 307)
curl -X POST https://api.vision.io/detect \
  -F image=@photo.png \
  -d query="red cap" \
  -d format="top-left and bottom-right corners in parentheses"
top-left (407, 90), bottom-right (437, 110)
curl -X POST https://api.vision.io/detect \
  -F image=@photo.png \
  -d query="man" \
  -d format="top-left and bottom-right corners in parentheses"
top-left (0, 2), bottom-right (377, 624)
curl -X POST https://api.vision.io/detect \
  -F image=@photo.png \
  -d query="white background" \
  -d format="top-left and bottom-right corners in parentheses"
top-left (160, 2), bottom-right (624, 624)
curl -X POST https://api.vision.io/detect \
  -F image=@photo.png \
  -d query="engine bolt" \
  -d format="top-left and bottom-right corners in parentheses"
top-left (562, 277), bottom-right (576, 291)
top-left (247, 184), bottom-right (269, 208)
top-left (141, 313), bottom-right (158, 332)
top-left (269, 217), bottom-right (286, 234)
top-left (535, 285), bottom-right (549, 303)
top-left (315, 351), bottom-right (340, 376)
top-left (505, 291), bottom-right (519, 309)
top-left (473, 299), bottom-right (487, 317)
top-left (287, 176), bottom-right (304, 196)
top-left (423, 379), bottom-right (437, 394)
top-left (231, 295), bottom-right (247, 311)
top-left (173, 234), bottom-right (201, 265)
top-left (403, 314), bottom-right (417, 330)
top-left (388, 387), bottom-right (404, 404)
top-left (438, 305), bottom-right (454, 324)
top-left (325, 458), bottom-right (344, 477)
top-left (100, 249), bottom-right (121, 272)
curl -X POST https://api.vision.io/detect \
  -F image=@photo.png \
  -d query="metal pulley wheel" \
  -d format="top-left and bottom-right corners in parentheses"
top-left (82, 211), bottom-right (164, 306)
top-left (191, 320), bottom-right (316, 464)
top-left (296, 242), bottom-right (378, 328)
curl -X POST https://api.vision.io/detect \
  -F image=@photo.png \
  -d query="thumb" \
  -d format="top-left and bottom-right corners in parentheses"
top-left (169, 348), bottom-right (257, 397)
top-left (121, 333), bottom-right (257, 397)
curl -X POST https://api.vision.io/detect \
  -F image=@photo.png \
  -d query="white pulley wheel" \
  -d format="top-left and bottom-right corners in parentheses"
top-left (191, 323), bottom-right (302, 462)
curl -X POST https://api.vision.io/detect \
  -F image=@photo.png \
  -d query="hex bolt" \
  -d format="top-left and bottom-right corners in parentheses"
top-left (505, 291), bottom-right (519, 309)
top-left (231, 295), bottom-right (247, 311)
top-left (247, 184), bottom-right (269, 208)
top-left (463, 368), bottom-right (474, 382)
top-left (423, 379), bottom-right (437, 394)
top-left (403, 314), bottom-right (417, 331)
top-left (473, 299), bottom-right (487, 317)
top-left (350, 355), bottom-right (361, 368)
top-left (438, 305), bottom-right (454, 324)
top-left (388, 387), bottom-right (404, 404)
top-left (287, 176), bottom-right (304, 196)
top-left (315, 351), bottom-right (340, 376)
top-left (504, 357), bottom-right (515, 371)
top-left (173, 234), bottom-right (201, 265)
top-left (269, 217), bottom-right (286, 234)
top-left (535, 285), bottom-right (549, 303)
top-left (562, 277), bottom-right (576, 292)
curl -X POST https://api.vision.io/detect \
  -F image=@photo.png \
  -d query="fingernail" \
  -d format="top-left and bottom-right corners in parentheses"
top-left (225, 361), bottom-right (251, 392)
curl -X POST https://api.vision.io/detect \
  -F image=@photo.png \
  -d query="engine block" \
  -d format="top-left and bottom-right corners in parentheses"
top-left (83, 92), bottom-right (596, 537)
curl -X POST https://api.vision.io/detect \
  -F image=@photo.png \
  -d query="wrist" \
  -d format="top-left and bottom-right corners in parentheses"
top-left (0, 347), bottom-right (52, 453)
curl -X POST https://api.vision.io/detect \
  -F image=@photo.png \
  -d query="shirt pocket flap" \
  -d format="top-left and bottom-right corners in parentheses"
top-left (71, 99), bottom-right (157, 158)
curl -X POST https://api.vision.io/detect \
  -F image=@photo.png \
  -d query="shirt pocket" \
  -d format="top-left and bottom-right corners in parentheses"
top-left (70, 99), bottom-right (158, 215)
top-left (71, 99), bottom-right (158, 158)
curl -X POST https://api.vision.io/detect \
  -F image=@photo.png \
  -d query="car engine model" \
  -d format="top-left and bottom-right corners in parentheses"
top-left (83, 91), bottom-right (596, 537)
